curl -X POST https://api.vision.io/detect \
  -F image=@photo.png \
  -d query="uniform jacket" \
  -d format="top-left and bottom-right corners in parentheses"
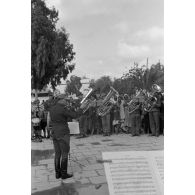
top-left (50, 103), bottom-right (77, 138)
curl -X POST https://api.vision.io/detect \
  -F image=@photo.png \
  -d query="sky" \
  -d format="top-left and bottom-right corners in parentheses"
top-left (46, 0), bottom-right (164, 80)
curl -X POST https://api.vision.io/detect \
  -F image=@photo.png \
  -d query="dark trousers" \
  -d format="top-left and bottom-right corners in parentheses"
top-left (110, 111), bottom-right (114, 134)
top-left (33, 125), bottom-right (41, 138)
top-left (102, 114), bottom-right (111, 134)
top-left (40, 120), bottom-right (47, 137)
top-left (53, 135), bottom-right (70, 175)
top-left (96, 115), bottom-right (102, 134)
top-left (131, 114), bottom-right (141, 136)
top-left (143, 113), bottom-right (151, 134)
top-left (160, 113), bottom-right (164, 135)
top-left (79, 115), bottom-right (88, 135)
top-left (88, 115), bottom-right (96, 134)
top-left (149, 111), bottom-right (160, 136)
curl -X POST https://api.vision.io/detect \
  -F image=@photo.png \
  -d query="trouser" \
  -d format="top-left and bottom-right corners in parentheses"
top-left (79, 115), bottom-right (88, 135)
top-left (131, 114), bottom-right (141, 136)
top-left (113, 121), bottom-right (120, 134)
top-left (31, 123), bottom-right (34, 137)
top-left (88, 115), bottom-right (96, 133)
top-left (40, 120), bottom-right (47, 137)
top-left (33, 125), bottom-right (41, 138)
top-left (96, 115), bottom-right (102, 134)
top-left (149, 111), bottom-right (160, 136)
top-left (143, 113), bottom-right (151, 134)
top-left (110, 112), bottom-right (114, 134)
top-left (53, 135), bottom-right (70, 176)
top-left (160, 113), bottom-right (164, 135)
top-left (102, 114), bottom-right (111, 134)
top-left (47, 127), bottom-right (51, 138)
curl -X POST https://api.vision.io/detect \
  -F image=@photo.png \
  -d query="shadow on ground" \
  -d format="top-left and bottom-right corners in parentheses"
top-left (31, 149), bottom-right (54, 165)
top-left (32, 183), bottom-right (108, 195)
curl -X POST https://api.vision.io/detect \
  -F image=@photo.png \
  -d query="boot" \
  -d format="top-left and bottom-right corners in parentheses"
top-left (55, 158), bottom-right (61, 179)
top-left (61, 158), bottom-right (73, 179)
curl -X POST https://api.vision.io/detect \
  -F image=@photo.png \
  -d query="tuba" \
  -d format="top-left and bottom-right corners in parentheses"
top-left (80, 88), bottom-right (94, 113)
top-left (128, 92), bottom-right (141, 114)
top-left (97, 87), bottom-right (119, 117)
top-left (143, 84), bottom-right (162, 112)
top-left (143, 95), bottom-right (157, 112)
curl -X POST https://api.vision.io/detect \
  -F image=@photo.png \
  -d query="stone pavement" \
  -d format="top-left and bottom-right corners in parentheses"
top-left (31, 134), bottom-right (164, 195)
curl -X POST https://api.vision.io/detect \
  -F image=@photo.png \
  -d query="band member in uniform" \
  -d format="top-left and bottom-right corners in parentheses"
top-left (160, 93), bottom-right (164, 135)
top-left (101, 94), bottom-right (111, 136)
top-left (78, 90), bottom-right (95, 138)
top-left (142, 90), bottom-right (151, 134)
top-left (78, 101), bottom-right (89, 138)
top-left (118, 95), bottom-right (125, 129)
top-left (95, 95), bottom-right (103, 134)
top-left (48, 96), bottom-right (77, 180)
top-left (148, 85), bottom-right (162, 137)
top-left (87, 95), bottom-right (97, 135)
top-left (123, 94), bottom-right (132, 133)
top-left (131, 97), bottom-right (142, 136)
top-left (112, 96), bottom-right (121, 134)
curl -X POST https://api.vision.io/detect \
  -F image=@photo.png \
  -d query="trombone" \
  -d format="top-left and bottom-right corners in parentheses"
top-left (80, 89), bottom-right (94, 113)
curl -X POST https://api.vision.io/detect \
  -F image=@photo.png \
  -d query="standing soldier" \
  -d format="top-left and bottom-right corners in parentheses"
top-left (78, 95), bottom-right (89, 138)
top-left (88, 95), bottom-right (97, 135)
top-left (101, 94), bottom-right (111, 136)
top-left (48, 96), bottom-right (77, 180)
top-left (130, 96), bottom-right (142, 136)
top-left (95, 95), bottom-right (103, 134)
top-left (148, 85), bottom-right (162, 137)
top-left (101, 110), bottom-right (111, 136)
top-left (118, 95), bottom-right (125, 130)
top-left (123, 94), bottom-right (132, 133)
top-left (142, 91), bottom-right (151, 135)
top-left (160, 93), bottom-right (164, 135)
top-left (112, 96), bottom-right (121, 134)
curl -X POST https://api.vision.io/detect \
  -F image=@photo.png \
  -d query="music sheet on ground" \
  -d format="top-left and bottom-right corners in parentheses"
top-left (102, 151), bottom-right (164, 195)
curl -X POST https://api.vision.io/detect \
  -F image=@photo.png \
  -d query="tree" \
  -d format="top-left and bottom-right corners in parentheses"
top-left (112, 62), bottom-right (164, 96)
top-left (121, 62), bottom-right (164, 93)
top-left (113, 77), bottom-right (134, 95)
top-left (31, 0), bottom-right (75, 99)
top-left (89, 79), bottom-right (95, 88)
top-left (146, 63), bottom-right (164, 90)
top-left (92, 76), bottom-right (113, 94)
top-left (65, 75), bottom-right (82, 96)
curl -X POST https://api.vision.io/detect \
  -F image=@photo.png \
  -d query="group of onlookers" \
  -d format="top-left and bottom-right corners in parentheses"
top-left (31, 95), bottom-right (54, 142)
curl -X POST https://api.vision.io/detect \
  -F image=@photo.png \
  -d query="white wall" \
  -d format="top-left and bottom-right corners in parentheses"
top-left (31, 96), bottom-right (49, 103)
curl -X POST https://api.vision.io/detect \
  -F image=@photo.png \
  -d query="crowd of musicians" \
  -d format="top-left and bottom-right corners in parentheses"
top-left (31, 84), bottom-right (164, 142)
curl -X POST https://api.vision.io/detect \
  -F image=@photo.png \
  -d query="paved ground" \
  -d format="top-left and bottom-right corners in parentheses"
top-left (31, 134), bottom-right (164, 195)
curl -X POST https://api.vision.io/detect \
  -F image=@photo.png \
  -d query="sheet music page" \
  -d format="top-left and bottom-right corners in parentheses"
top-left (149, 151), bottom-right (164, 194)
top-left (102, 151), bottom-right (164, 195)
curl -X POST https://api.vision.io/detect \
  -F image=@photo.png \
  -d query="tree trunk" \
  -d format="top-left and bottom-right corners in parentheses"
top-left (35, 89), bottom-right (38, 101)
